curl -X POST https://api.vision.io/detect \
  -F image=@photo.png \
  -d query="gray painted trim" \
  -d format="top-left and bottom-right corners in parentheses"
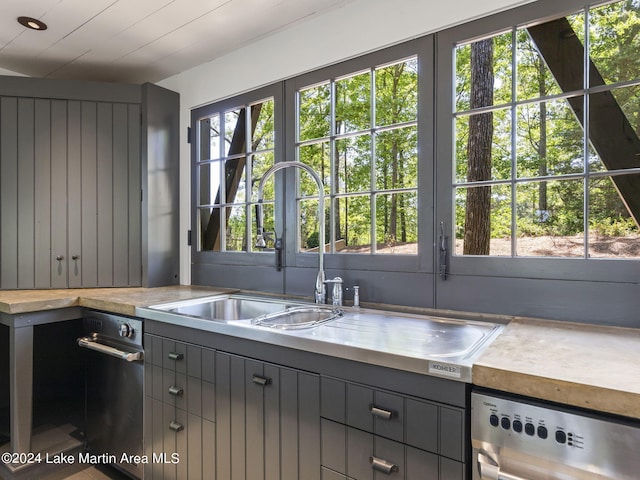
top-left (0, 75), bottom-right (141, 103)
top-left (436, 274), bottom-right (640, 328)
top-left (141, 83), bottom-right (180, 287)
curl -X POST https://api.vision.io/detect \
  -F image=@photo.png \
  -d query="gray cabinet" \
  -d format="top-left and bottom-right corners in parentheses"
top-left (0, 95), bottom-right (141, 288)
top-left (144, 333), bottom-right (216, 480)
top-left (320, 377), bottom-right (464, 480)
top-left (0, 76), bottom-right (179, 289)
top-left (142, 320), bottom-right (470, 480)
top-left (215, 351), bottom-right (321, 480)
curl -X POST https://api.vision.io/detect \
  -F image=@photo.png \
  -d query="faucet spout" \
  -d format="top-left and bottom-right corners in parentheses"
top-left (256, 161), bottom-right (326, 303)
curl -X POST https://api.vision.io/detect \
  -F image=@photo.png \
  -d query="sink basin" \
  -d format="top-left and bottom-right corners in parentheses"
top-left (150, 294), bottom-right (294, 322)
top-left (252, 306), bottom-right (342, 329)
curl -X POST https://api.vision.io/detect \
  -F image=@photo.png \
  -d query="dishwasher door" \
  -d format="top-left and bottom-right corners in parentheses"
top-left (471, 391), bottom-right (640, 480)
top-left (80, 313), bottom-right (144, 479)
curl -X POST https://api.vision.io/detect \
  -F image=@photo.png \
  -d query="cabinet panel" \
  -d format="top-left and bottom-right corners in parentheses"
top-left (80, 101), bottom-right (98, 286)
top-left (297, 371), bottom-right (321, 480)
top-left (245, 359), bottom-right (265, 480)
top-left (346, 383), bottom-right (373, 433)
top-left (320, 376), bottom-right (466, 479)
top-left (321, 376), bottom-right (345, 423)
top-left (372, 390), bottom-right (404, 443)
top-left (96, 102), bottom-right (113, 287)
top-left (51, 100), bottom-right (68, 289)
top-left (322, 467), bottom-right (349, 480)
top-left (144, 334), bottom-right (216, 480)
top-left (321, 419), bottom-right (347, 474)
top-left (17, 98), bottom-right (35, 289)
top-left (405, 447), bottom-right (438, 479)
top-left (1, 97), bottom-right (18, 288)
top-left (440, 406), bottom-right (464, 462)
top-left (215, 351), bottom-right (232, 480)
top-left (346, 427), bottom-right (373, 480)
top-left (264, 363), bottom-right (280, 480)
top-left (440, 457), bottom-right (463, 480)
top-left (34, 99), bottom-right (52, 288)
top-left (216, 351), bottom-right (320, 480)
top-left (186, 412), bottom-right (202, 480)
top-left (405, 398), bottom-right (438, 454)
top-left (0, 93), bottom-right (143, 288)
top-left (67, 101), bottom-right (82, 287)
top-left (202, 418), bottom-right (216, 479)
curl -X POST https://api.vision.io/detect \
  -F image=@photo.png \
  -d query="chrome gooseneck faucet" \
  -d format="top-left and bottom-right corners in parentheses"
top-left (255, 161), bottom-right (326, 304)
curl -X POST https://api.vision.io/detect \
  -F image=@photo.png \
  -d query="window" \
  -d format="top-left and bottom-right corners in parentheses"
top-left (193, 92), bottom-right (277, 253)
top-left (190, 0), bottom-right (636, 322)
top-left (452, 0), bottom-right (640, 259)
top-left (295, 57), bottom-right (419, 255)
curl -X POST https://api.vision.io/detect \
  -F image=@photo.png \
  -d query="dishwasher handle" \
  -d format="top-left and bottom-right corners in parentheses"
top-left (477, 451), bottom-right (534, 480)
top-left (78, 337), bottom-right (143, 362)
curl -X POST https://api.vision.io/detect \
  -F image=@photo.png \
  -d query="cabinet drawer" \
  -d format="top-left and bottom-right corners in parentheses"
top-left (321, 377), bottom-right (464, 461)
top-left (321, 419), bottom-right (446, 480)
top-left (322, 378), bottom-right (405, 442)
top-left (145, 334), bottom-right (215, 382)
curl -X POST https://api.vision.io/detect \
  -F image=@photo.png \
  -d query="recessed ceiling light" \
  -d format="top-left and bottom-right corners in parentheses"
top-left (18, 16), bottom-right (47, 31)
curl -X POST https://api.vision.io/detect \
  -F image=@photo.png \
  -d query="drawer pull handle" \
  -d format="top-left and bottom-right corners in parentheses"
top-left (169, 421), bottom-right (184, 432)
top-left (370, 456), bottom-right (399, 475)
top-left (168, 352), bottom-right (184, 360)
top-left (252, 374), bottom-right (272, 386)
top-left (168, 386), bottom-right (183, 396)
top-left (369, 404), bottom-right (396, 420)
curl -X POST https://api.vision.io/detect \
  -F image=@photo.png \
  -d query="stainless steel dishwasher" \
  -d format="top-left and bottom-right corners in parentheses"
top-left (78, 311), bottom-right (144, 479)
top-left (471, 389), bottom-right (640, 480)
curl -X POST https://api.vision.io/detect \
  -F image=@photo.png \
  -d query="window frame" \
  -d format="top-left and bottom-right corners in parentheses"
top-left (190, 83), bottom-right (285, 267)
top-left (435, 0), bottom-right (640, 285)
top-left (283, 38), bottom-right (434, 274)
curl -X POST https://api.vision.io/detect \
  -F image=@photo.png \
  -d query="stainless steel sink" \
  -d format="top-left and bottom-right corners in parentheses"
top-left (146, 294), bottom-right (343, 329)
top-left (252, 306), bottom-right (343, 330)
top-left (150, 294), bottom-right (294, 322)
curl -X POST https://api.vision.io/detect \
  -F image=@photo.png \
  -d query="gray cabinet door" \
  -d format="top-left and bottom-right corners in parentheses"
top-left (216, 351), bottom-right (320, 480)
top-left (0, 95), bottom-right (141, 288)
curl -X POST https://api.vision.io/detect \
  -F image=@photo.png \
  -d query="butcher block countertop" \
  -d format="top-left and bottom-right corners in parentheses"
top-left (0, 285), bottom-right (234, 316)
top-left (473, 317), bottom-right (640, 420)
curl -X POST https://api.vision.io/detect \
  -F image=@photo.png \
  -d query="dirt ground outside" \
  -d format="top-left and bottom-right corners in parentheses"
top-left (338, 235), bottom-right (640, 258)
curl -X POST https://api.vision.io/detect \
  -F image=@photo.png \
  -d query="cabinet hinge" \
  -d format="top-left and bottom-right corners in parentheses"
top-left (187, 126), bottom-right (192, 144)
top-left (187, 230), bottom-right (192, 246)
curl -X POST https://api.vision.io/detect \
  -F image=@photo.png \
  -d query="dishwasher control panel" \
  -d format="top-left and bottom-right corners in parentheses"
top-left (471, 391), bottom-right (640, 479)
top-left (478, 393), bottom-right (587, 449)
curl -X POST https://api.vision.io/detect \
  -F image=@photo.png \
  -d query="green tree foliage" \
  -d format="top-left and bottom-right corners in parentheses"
top-left (298, 59), bottom-right (418, 252)
top-left (455, 1), bottom-right (640, 255)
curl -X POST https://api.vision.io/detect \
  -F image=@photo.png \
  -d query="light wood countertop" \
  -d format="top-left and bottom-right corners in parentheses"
top-left (473, 317), bottom-right (640, 419)
top-left (0, 285), bottom-right (234, 316)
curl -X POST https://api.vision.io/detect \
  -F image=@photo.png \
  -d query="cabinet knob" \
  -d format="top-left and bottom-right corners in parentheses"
top-left (72, 255), bottom-right (79, 260)
top-left (168, 386), bottom-right (184, 396)
top-left (252, 374), bottom-right (272, 386)
top-left (370, 456), bottom-right (399, 475)
top-left (56, 255), bottom-right (64, 261)
top-left (168, 352), bottom-right (184, 361)
top-left (169, 421), bottom-right (184, 432)
top-left (369, 404), bottom-right (396, 420)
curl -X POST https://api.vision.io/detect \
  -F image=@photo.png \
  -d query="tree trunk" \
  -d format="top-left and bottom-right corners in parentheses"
top-left (538, 58), bottom-right (548, 216)
top-left (463, 39), bottom-right (494, 255)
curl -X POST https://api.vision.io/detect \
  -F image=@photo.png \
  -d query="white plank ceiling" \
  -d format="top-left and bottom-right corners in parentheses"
top-left (0, 0), bottom-right (354, 84)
